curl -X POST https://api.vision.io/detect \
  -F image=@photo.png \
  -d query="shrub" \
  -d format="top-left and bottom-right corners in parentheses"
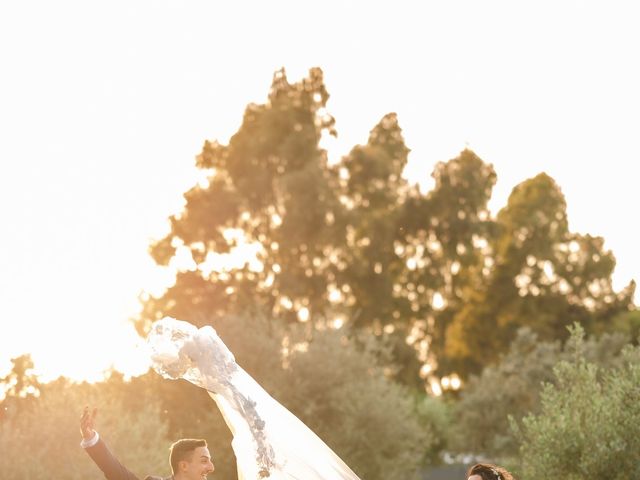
top-left (449, 326), bottom-right (629, 460)
top-left (513, 325), bottom-right (640, 479)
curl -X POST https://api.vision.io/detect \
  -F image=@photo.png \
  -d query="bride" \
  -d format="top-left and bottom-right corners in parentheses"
top-left (146, 316), bottom-right (362, 480)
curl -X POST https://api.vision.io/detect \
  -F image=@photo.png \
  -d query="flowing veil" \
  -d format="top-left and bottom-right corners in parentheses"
top-left (146, 317), bottom-right (362, 480)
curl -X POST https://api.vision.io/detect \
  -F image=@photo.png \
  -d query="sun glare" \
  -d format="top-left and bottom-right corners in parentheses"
top-left (1, 1), bottom-right (639, 391)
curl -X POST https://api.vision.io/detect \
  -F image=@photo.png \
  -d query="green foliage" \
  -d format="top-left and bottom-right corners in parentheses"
top-left (449, 326), bottom-right (630, 460)
top-left (594, 308), bottom-right (640, 342)
top-left (513, 325), bottom-right (640, 479)
top-left (413, 395), bottom-right (454, 465)
top-left (449, 328), bottom-right (561, 458)
top-left (0, 378), bottom-right (170, 479)
top-left (407, 149), bottom-right (497, 374)
top-left (446, 173), bottom-right (634, 375)
top-left (333, 119), bottom-right (498, 388)
top-left (340, 144), bottom-right (499, 382)
top-left (286, 331), bottom-right (429, 480)
top-left (338, 113), bottom-right (411, 331)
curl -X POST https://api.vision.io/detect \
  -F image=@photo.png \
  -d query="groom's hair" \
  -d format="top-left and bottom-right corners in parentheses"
top-left (169, 438), bottom-right (208, 474)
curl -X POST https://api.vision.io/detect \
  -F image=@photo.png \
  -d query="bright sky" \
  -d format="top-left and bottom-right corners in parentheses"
top-left (1, 1), bottom-right (639, 382)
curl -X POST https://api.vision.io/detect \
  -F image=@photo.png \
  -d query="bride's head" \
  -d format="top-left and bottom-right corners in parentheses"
top-left (467, 463), bottom-right (514, 480)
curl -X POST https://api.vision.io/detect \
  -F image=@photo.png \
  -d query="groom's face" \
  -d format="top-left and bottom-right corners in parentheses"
top-left (181, 446), bottom-right (215, 480)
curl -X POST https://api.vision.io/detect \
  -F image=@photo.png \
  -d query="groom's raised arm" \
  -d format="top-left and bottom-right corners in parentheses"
top-left (80, 406), bottom-right (141, 480)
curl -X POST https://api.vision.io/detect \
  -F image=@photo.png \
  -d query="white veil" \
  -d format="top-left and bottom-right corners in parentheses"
top-left (146, 317), bottom-right (362, 480)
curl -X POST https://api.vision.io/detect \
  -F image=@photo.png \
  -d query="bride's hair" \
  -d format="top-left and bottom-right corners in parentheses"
top-left (467, 463), bottom-right (514, 480)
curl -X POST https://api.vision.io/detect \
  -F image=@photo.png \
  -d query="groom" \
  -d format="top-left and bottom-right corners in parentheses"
top-left (80, 406), bottom-right (215, 480)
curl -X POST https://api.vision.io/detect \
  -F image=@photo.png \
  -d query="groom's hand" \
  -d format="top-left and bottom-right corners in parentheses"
top-left (80, 406), bottom-right (98, 440)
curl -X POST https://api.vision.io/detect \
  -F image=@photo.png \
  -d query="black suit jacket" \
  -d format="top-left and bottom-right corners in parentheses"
top-left (85, 438), bottom-right (172, 480)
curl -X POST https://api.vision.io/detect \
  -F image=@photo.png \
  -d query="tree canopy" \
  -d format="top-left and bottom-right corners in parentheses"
top-left (445, 173), bottom-right (634, 374)
top-left (138, 67), bottom-right (635, 385)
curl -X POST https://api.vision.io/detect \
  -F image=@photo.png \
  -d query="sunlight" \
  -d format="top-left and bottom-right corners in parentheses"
top-left (8, 318), bottom-right (151, 384)
top-left (297, 307), bottom-right (310, 322)
top-left (1, 0), bottom-right (638, 391)
top-left (429, 379), bottom-right (443, 397)
top-left (432, 292), bottom-right (445, 311)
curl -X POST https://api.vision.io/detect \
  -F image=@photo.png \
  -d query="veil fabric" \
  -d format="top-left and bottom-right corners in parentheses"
top-left (146, 317), bottom-right (362, 480)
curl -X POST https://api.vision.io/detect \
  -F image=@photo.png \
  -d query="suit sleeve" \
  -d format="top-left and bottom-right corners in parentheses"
top-left (84, 438), bottom-right (141, 480)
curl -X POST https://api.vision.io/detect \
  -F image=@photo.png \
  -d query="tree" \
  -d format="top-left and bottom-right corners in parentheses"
top-left (336, 145), bottom-right (498, 385)
top-left (337, 113), bottom-right (411, 330)
top-left (401, 149), bottom-right (497, 376)
top-left (0, 354), bottom-right (41, 419)
top-left (513, 325), bottom-right (640, 479)
top-left (593, 304), bottom-right (640, 341)
top-left (0, 354), bottom-right (40, 399)
top-left (446, 173), bottom-right (634, 375)
top-left (331, 113), bottom-right (427, 385)
top-left (138, 66), bottom-right (635, 387)
top-left (141, 67), bottom-right (345, 329)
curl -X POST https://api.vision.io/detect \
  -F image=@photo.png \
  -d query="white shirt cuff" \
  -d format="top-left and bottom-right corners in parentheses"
top-left (80, 431), bottom-right (99, 448)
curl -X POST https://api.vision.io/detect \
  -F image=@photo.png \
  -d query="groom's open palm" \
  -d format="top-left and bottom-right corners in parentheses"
top-left (80, 406), bottom-right (97, 441)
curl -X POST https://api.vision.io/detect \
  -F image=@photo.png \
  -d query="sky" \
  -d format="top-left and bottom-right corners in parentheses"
top-left (1, 1), bottom-right (639, 382)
